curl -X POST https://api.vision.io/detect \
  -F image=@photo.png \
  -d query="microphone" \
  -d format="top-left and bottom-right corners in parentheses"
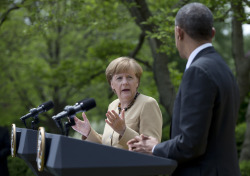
top-left (52, 98), bottom-right (96, 121)
top-left (20, 101), bottom-right (54, 120)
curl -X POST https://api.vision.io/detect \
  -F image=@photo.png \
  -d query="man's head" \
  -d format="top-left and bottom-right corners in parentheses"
top-left (175, 2), bottom-right (214, 41)
top-left (174, 3), bottom-right (215, 59)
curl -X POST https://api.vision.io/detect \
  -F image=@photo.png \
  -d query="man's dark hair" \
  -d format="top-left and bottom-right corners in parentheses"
top-left (175, 3), bottom-right (213, 41)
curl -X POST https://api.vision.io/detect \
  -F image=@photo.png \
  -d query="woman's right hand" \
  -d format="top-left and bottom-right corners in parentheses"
top-left (71, 112), bottom-right (91, 139)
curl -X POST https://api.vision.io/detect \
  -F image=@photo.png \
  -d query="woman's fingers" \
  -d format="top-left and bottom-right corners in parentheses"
top-left (106, 111), bottom-right (116, 120)
top-left (105, 119), bottom-right (112, 126)
top-left (82, 112), bottom-right (88, 122)
top-left (120, 109), bottom-right (125, 120)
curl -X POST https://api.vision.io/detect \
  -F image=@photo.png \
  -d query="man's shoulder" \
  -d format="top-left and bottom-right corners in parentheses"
top-left (192, 50), bottom-right (226, 71)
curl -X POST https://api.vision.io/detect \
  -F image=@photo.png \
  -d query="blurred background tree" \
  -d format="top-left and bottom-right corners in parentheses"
top-left (0, 0), bottom-right (249, 175)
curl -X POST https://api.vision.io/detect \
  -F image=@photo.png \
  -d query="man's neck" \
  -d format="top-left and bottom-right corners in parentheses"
top-left (185, 39), bottom-right (210, 59)
top-left (185, 43), bottom-right (213, 70)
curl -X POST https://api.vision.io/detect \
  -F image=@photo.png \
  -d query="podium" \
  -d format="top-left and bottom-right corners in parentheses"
top-left (11, 125), bottom-right (177, 176)
top-left (42, 133), bottom-right (177, 176)
top-left (11, 126), bottom-right (53, 176)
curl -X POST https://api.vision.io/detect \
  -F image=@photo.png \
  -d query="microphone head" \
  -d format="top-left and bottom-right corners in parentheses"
top-left (79, 98), bottom-right (96, 111)
top-left (39, 100), bottom-right (54, 111)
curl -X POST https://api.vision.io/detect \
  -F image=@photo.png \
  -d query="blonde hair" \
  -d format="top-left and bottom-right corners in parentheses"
top-left (105, 57), bottom-right (143, 85)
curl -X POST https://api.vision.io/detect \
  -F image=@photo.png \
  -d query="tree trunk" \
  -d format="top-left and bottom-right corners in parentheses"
top-left (122, 0), bottom-right (176, 116)
top-left (232, 12), bottom-right (250, 103)
top-left (231, 0), bottom-right (250, 161)
top-left (240, 101), bottom-right (250, 161)
top-left (148, 38), bottom-right (176, 116)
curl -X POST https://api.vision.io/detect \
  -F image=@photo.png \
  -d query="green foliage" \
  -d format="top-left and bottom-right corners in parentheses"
top-left (212, 22), bottom-right (234, 67)
top-left (8, 157), bottom-right (34, 176)
top-left (239, 93), bottom-right (250, 123)
top-left (0, 0), bottom-right (250, 174)
top-left (244, 34), bottom-right (250, 53)
top-left (139, 71), bottom-right (158, 97)
top-left (160, 62), bottom-right (182, 141)
top-left (162, 124), bottom-right (170, 142)
top-left (168, 62), bottom-right (183, 92)
top-left (240, 160), bottom-right (250, 176)
top-left (235, 123), bottom-right (247, 157)
top-left (143, 1), bottom-right (178, 55)
top-left (86, 39), bottom-right (136, 62)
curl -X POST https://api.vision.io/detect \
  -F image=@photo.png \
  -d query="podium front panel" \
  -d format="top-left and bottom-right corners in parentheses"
top-left (45, 134), bottom-right (177, 176)
top-left (15, 128), bottom-right (53, 176)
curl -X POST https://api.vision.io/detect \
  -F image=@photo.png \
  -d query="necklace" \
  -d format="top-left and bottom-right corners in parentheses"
top-left (109, 92), bottom-right (140, 146)
top-left (118, 92), bottom-right (140, 114)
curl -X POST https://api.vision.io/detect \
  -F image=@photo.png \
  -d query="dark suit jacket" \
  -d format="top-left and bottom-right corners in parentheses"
top-left (0, 126), bottom-right (10, 176)
top-left (153, 47), bottom-right (241, 176)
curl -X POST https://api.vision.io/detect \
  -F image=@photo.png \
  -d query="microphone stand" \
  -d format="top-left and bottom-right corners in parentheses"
top-left (64, 116), bottom-right (75, 137)
top-left (21, 119), bottom-right (28, 128)
top-left (52, 98), bottom-right (96, 136)
top-left (20, 108), bottom-right (40, 130)
top-left (53, 116), bottom-right (75, 136)
top-left (31, 115), bottom-right (39, 130)
top-left (53, 106), bottom-right (77, 136)
top-left (54, 119), bottom-right (65, 135)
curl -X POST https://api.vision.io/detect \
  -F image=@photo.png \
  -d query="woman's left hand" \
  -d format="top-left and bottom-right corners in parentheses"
top-left (105, 109), bottom-right (126, 136)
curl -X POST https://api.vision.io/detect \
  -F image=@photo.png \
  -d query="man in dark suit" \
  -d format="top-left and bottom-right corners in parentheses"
top-left (127, 2), bottom-right (241, 176)
top-left (0, 126), bottom-right (11, 176)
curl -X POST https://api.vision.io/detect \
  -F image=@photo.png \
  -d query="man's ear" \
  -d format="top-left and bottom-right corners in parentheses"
top-left (211, 27), bottom-right (216, 38)
top-left (176, 26), bottom-right (184, 40)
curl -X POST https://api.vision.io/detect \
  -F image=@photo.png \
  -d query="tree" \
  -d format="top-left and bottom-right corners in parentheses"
top-left (231, 0), bottom-right (250, 162)
top-left (0, 0), bottom-right (151, 133)
top-left (121, 0), bottom-right (187, 118)
top-left (0, 0), bottom-right (249, 170)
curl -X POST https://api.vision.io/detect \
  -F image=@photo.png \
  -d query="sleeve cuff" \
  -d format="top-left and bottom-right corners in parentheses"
top-left (86, 128), bottom-right (102, 144)
top-left (118, 126), bottom-right (139, 146)
top-left (152, 145), bottom-right (156, 153)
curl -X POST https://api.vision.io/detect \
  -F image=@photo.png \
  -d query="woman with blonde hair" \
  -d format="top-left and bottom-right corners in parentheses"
top-left (72, 56), bottom-right (162, 150)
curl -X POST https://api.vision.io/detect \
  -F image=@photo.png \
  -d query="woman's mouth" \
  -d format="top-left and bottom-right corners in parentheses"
top-left (122, 89), bottom-right (130, 92)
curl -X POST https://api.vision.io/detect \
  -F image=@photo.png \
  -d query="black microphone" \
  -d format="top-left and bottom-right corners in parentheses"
top-left (52, 98), bottom-right (96, 121)
top-left (20, 101), bottom-right (54, 120)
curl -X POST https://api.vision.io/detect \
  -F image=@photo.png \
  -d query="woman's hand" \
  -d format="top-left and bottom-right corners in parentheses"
top-left (105, 109), bottom-right (126, 136)
top-left (71, 112), bottom-right (91, 139)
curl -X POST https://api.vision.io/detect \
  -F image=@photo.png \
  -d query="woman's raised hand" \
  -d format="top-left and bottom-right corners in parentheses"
top-left (105, 109), bottom-right (126, 136)
top-left (71, 112), bottom-right (91, 139)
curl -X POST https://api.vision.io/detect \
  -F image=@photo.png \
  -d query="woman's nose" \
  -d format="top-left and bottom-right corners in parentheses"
top-left (122, 78), bottom-right (128, 84)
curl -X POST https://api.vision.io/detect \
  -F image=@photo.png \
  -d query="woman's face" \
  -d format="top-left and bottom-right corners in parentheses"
top-left (111, 69), bottom-right (139, 103)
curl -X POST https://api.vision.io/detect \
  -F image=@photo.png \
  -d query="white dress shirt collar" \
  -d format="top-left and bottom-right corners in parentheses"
top-left (185, 43), bottom-right (212, 70)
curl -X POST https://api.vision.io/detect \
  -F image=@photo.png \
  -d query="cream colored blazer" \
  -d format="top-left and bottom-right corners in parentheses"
top-left (86, 94), bottom-right (163, 150)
